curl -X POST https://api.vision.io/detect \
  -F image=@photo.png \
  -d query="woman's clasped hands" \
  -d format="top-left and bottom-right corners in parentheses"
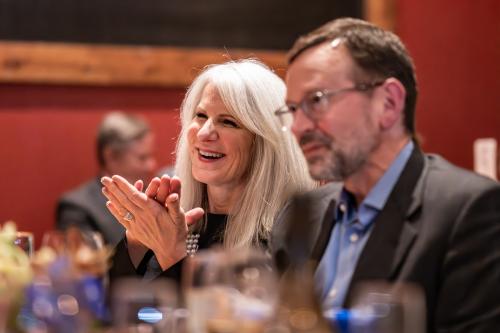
top-left (101, 174), bottom-right (204, 270)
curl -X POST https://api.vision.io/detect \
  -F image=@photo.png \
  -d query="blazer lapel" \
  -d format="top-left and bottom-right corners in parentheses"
top-left (284, 183), bottom-right (341, 268)
top-left (389, 156), bottom-right (428, 276)
top-left (344, 146), bottom-right (425, 306)
top-left (311, 198), bottom-right (338, 265)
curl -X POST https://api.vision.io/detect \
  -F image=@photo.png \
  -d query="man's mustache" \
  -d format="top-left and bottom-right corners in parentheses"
top-left (299, 131), bottom-right (331, 147)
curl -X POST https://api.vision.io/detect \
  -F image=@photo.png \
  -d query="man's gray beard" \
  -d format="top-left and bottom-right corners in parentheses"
top-left (308, 143), bottom-right (374, 182)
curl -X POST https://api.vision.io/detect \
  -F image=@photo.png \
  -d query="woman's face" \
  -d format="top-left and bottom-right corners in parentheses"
top-left (188, 83), bottom-right (255, 189)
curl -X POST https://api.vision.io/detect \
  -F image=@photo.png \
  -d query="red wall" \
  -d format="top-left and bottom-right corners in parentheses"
top-left (0, 84), bottom-right (184, 245)
top-left (396, 0), bottom-right (500, 168)
top-left (1, 0), bottom-right (499, 245)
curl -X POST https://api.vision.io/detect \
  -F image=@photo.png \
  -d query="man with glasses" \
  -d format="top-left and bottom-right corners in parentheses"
top-left (272, 18), bottom-right (500, 332)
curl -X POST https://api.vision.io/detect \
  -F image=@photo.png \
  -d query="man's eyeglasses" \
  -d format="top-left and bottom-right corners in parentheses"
top-left (274, 81), bottom-right (385, 131)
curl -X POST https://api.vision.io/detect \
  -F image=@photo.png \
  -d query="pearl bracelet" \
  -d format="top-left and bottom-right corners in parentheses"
top-left (186, 233), bottom-right (200, 256)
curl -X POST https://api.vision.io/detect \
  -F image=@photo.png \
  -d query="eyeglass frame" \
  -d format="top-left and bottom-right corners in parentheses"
top-left (274, 80), bottom-right (386, 129)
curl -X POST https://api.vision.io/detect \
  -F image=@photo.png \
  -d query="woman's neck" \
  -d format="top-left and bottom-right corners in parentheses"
top-left (206, 183), bottom-right (245, 214)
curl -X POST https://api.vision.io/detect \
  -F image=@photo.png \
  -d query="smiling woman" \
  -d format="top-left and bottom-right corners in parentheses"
top-left (104, 59), bottom-right (314, 284)
top-left (175, 60), bottom-right (315, 249)
top-left (188, 83), bottom-right (255, 206)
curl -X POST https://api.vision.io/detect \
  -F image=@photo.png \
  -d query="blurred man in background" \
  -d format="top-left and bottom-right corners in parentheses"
top-left (56, 112), bottom-right (157, 245)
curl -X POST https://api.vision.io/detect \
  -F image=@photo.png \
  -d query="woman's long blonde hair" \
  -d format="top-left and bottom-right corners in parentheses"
top-left (175, 59), bottom-right (314, 249)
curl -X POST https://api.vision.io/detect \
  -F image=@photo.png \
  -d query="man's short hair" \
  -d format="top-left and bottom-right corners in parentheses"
top-left (96, 112), bottom-right (150, 168)
top-left (288, 18), bottom-right (418, 139)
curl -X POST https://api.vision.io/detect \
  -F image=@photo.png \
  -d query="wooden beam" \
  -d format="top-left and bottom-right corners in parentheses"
top-left (0, 41), bottom-right (287, 87)
top-left (0, 1), bottom-right (394, 87)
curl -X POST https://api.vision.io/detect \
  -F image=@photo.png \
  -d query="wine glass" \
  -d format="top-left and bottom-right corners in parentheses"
top-left (14, 231), bottom-right (34, 257)
top-left (41, 228), bottom-right (106, 267)
top-left (112, 277), bottom-right (178, 333)
top-left (41, 230), bottom-right (67, 255)
top-left (41, 228), bottom-right (104, 252)
top-left (342, 281), bottom-right (426, 333)
top-left (183, 248), bottom-right (279, 333)
top-left (39, 229), bottom-right (109, 320)
top-left (65, 227), bottom-right (104, 251)
top-left (224, 248), bottom-right (279, 331)
top-left (183, 248), bottom-right (229, 333)
top-left (169, 308), bottom-right (190, 333)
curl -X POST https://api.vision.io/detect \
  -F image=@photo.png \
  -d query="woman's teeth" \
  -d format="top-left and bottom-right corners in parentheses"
top-left (199, 150), bottom-right (224, 159)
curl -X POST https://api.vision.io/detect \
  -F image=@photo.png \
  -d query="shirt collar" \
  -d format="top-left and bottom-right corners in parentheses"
top-left (364, 140), bottom-right (414, 210)
top-left (335, 140), bottom-right (414, 220)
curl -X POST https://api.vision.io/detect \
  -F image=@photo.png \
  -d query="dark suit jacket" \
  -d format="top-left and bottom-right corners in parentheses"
top-left (271, 148), bottom-right (500, 333)
top-left (56, 178), bottom-right (125, 245)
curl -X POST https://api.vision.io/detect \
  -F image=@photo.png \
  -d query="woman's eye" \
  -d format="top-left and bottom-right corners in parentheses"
top-left (222, 119), bottom-right (239, 128)
top-left (195, 112), bottom-right (208, 119)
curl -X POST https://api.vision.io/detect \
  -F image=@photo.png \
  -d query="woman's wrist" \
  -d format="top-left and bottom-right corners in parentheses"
top-left (126, 231), bottom-right (149, 268)
top-left (154, 242), bottom-right (187, 271)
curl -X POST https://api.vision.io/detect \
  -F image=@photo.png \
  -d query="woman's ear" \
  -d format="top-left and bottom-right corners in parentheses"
top-left (380, 78), bottom-right (406, 130)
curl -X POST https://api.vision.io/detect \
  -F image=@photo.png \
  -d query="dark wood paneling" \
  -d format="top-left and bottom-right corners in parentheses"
top-left (0, 0), bottom-right (362, 50)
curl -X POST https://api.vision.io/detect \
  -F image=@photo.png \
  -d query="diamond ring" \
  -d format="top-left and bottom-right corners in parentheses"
top-left (123, 211), bottom-right (134, 222)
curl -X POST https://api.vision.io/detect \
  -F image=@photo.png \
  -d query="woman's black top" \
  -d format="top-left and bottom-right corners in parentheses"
top-left (108, 213), bottom-right (228, 285)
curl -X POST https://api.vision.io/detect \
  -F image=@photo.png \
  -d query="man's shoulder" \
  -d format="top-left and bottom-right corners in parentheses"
top-left (419, 153), bottom-right (500, 216)
top-left (271, 182), bottom-right (342, 270)
top-left (295, 182), bottom-right (343, 202)
top-left (273, 183), bottom-right (341, 237)
top-left (58, 178), bottom-right (102, 207)
top-left (425, 154), bottom-right (499, 194)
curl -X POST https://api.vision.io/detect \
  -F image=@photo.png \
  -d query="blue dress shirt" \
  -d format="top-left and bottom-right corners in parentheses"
top-left (315, 141), bottom-right (414, 316)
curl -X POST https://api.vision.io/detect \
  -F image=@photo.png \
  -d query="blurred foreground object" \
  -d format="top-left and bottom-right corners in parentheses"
top-left (0, 221), bottom-right (33, 286)
top-left (183, 248), bottom-right (279, 333)
top-left (112, 278), bottom-right (177, 333)
top-left (20, 228), bottom-right (112, 333)
top-left (328, 282), bottom-right (425, 333)
top-left (272, 263), bottom-right (333, 333)
top-left (0, 221), bottom-right (34, 332)
top-left (13, 231), bottom-right (34, 258)
top-left (32, 227), bottom-right (111, 276)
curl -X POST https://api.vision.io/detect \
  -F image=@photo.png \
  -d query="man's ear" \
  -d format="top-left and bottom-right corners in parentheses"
top-left (379, 78), bottom-right (406, 130)
top-left (103, 146), bottom-right (120, 171)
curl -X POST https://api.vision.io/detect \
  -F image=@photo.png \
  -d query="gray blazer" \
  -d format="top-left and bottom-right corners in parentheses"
top-left (271, 147), bottom-right (500, 333)
top-left (56, 178), bottom-right (125, 245)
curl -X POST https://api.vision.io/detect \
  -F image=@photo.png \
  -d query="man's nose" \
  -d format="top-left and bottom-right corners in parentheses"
top-left (291, 108), bottom-right (315, 139)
